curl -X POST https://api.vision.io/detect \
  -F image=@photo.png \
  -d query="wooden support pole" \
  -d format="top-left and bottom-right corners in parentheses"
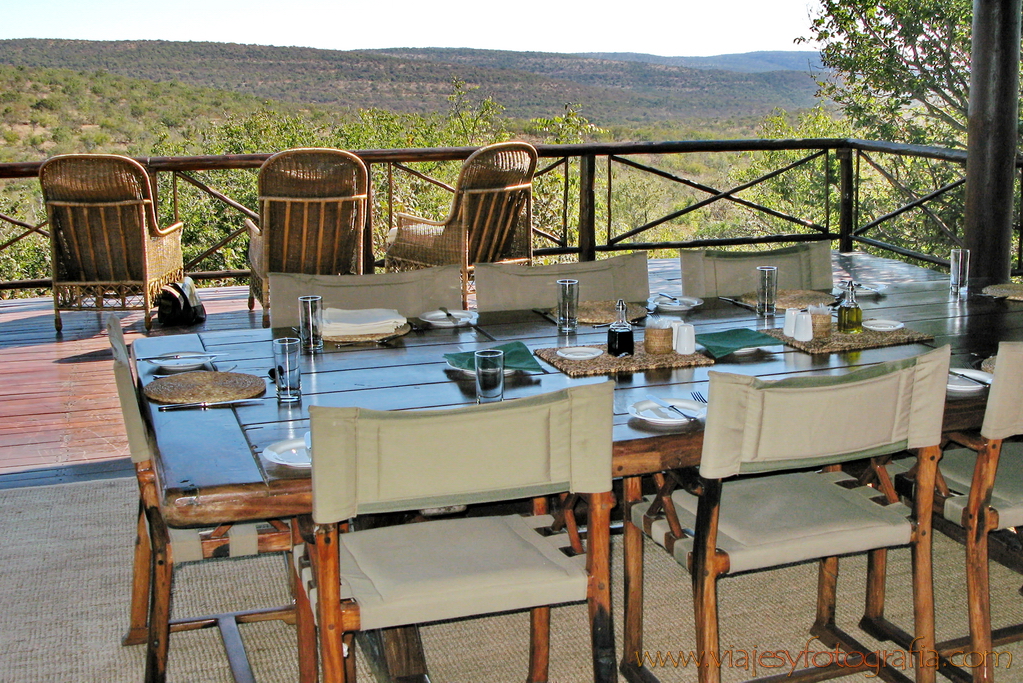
top-left (579, 155), bottom-right (597, 262)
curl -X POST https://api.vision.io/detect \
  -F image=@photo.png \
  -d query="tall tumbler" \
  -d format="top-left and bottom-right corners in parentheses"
top-left (556, 279), bottom-right (579, 333)
top-left (298, 295), bottom-right (323, 352)
top-left (756, 266), bottom-right (778, 317)
top-left (950, 248), bottom-right (970, 293)
top-left (272, 338), bottom-right (302, 404)
top-left (474, 349), bottom-right (505, 404)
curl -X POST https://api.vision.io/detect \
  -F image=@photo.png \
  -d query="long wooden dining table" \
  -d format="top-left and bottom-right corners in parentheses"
top-left (130, 276), bottom-right (1010, 680)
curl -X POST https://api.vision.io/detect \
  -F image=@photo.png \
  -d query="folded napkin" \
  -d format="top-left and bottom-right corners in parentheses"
top-left (443, 341), bottom-right (544, 373)
top-left (322, 308), bottom-right (406, 336)
top-left (695, 328), bottom-right (783, 359)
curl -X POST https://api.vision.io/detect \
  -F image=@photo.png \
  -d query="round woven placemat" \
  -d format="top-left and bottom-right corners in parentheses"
top-left (323, 323), bottom-right (411, 343)
top-left (143, 371), bottom-right (267, 404)
top-left (740, 289), bottom-right (836, 310)
top-left (982, 283), bottom-right (1023, 301)
top-left (555, 301), bottom-right (647, 325)
top-left (981, 356), bottom-right (997, 373)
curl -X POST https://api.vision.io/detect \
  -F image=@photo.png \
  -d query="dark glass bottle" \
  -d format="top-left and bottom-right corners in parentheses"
top-left (837, 280), bottom-right (863, 334)
top-left (607, 299), bottom-right (634, 356)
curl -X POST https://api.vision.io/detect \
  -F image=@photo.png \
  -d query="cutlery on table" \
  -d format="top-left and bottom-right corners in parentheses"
top-left (438, 306), bottom-right (460, 324)
top-left (158, 398), bottom-right (269, 411)
top-left (644, 394), bottom-right (698, 420)
top-left (657, 292), bottom-right (681, 303)
top-left (948, 370), bottom-right (991, 386)
top-left (690, 390), bottom-right (707, 404)
top-left (718, 296), bottom-right (757, 312)
top-left (138, 352), bottom-right (220, 362)
top-left (153, 364), bottom-right (237, 379)
top-left (531, 308), bottom-right (559, 326)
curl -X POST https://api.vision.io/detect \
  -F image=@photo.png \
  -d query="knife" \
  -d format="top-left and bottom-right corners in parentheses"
top-left (948, 370), bottom-right (991, 386)
top-left (158, 398), bottom-right (268, 411)
top-left (531, 308), bottom-right (559, 325)
top-left (657, 292), bottom-right (681, 303)
top-left (139, 352), bottom-right (220, 362)
top-left (644, 394), bottom-right (698, 420)
top-left (718, 296), bottom-right (758, 312)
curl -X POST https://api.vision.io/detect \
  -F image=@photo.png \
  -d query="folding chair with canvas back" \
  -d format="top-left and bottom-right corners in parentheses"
top-left (883, 342), bottom-right (1023, 682)
top-left (384, 141), bottom-right (537, 307)
top-left (474, 252), bottom-right (650, 312)
top-left (247, 148), bottom-right (369, 327)
top-left (107, 315), bottom-right (303, 683)
top-left (291, 381), bottom-right (618, 682)
top-left (622, 345), bottom-right (951, 683)
top-left (267, 265), bottom-right (463, 327)
top-left (41, 154), bottom-right (184, 332)
top-left (679, 240), bottom-right (833, 298)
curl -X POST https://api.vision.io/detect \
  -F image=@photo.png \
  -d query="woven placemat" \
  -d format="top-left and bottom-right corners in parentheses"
top-left (143, 371), bottom-right (267, 404)
top-left (983, 283), bottom-right (1023, 301)
top-left (761, 325), bottom-right (934, 355)
top-left (549, 301), bottom-right (647, 325)
top-left (534, 346), bottom-right (713, 377)
top-left (982, 356), bottom-right (996, 373)
top-left (323, 323), bottom-right (411, 343)
top-left (739, 289), bottom-right (836, 310)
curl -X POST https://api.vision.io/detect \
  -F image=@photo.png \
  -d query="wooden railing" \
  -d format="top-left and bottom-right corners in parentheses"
top-left (0, 138), bottom-right (989, 292)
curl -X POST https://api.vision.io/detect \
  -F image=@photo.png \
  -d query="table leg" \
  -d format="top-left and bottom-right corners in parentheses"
top-left (356, 627), bottom-right (430, 683)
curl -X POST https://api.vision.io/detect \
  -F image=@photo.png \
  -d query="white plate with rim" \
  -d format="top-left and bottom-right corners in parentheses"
top-left (145, 351), bottom-right (214, 372)
top-left (556, 347), bottom-right (604, 360)
top-left (862, 319), bottom-right (904, 331)
top-left (946, 369), bottom-right (993, 395)
top-left (652, 295), bottom-right (703, 313)
top-left (262, 434), bottom-right (311, 468)
top-left (420, 310), bottom-right (475, 328)
top-left (629, 398), bottom-right (707, 426)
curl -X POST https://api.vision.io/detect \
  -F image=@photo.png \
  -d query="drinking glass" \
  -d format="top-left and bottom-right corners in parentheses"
top-left (950, 248), bottom-right (970, 292)
top-left (756, 266), bottom-right (778, 316)
top-left (298, 295), bottom-right (323, 352)
top-left (556, 279), bottom-right (579, 333)
top-left (272, 338), bottom-right (302, 403)
top-left (474, 349), bottom-right (504, 403)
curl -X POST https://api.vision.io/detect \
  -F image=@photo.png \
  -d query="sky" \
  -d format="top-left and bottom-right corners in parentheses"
top-left (1, 0), bottom-right (821, 57)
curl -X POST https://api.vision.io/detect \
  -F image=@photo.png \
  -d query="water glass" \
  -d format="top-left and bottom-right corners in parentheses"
top-left (474, 349), bottom-right (505, 403)
top-left (272, 338), bottom-right (302, 403)
top-left (950, 248), bottom-right (970, 292)
top-left (556, 279), bottom-right (579, 333)
top-left (756, 266), bottom-right (778, 316)
top-left (298, 295), bottom-right (323, 352)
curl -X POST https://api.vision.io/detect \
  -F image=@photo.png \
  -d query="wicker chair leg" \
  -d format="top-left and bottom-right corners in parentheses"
top-left (144, 311), bottom-right (153, 331)
top-left (54, 309), bottom-right (62, 332)
top-left (262, 311), bottom-right (271, 328)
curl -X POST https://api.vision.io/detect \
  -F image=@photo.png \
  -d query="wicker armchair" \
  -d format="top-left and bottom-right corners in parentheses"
top-left (384, 141), bottom-right (537, 305)
top-left (40, 154), bottom-right (184, 332)
top-left (247, 148), bottom-right (368, 327)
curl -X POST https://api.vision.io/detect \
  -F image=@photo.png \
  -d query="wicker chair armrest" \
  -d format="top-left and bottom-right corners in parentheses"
top-left (244, 217), bottom-right (262, 237)
top-left (396, 212), bottom-right (446, 230)
top-left (152, 220), bottom-right (185, 237)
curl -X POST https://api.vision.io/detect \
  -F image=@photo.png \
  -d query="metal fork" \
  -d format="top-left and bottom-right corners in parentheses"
top-left (690, 390), bottom-right (707, 404)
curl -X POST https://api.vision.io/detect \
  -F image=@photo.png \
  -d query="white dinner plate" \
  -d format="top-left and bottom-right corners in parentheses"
top-left (262, 435), bottom-right (311, 468)
top-left (946, 369), bottom-right (993, 395)
top-left (145, 351), bottom-right (214, 372)
top-left (652, 295), bottom-right (703, 313)
top-left (862, 319), bottom-right (904, 331)
top-left (629, 398), bottom-right (707, 426)
top-left (419, 310), bottom-right (475, 328)
top-left (556, 347), bottom-right (604, 360)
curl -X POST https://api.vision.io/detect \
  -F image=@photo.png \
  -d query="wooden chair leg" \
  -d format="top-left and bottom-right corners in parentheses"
top-left (123, 501), bottom-right (153, 646)
top-left (862, 548), bottom-right (887, 628)
top-left (145, 519), bottom-right (173, 683)
top-left (692, 480), bottom-right (723, 683)
top-left (528, 606), bottom-right (550, 683)
top-left (813, 556), bottom-right (840, 637)
top-left (587, 491), bottom-right (617, 683)
top-left (291, 551), bottom-right (319, 683)
top-left (621, 477), bottom-right (645, 674)
top-left (966, 521), bottom-right (994, 683)
top-left (912, 445), bottom-right (940, 683)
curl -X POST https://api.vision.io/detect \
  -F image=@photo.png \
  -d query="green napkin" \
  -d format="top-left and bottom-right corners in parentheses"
top-left (443, 341), bottom-right (544, 372)
top-left (695, 328), bottom-right (783, 359)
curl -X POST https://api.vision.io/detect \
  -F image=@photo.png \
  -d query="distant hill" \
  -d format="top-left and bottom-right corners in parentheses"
top-left (575, 51), bottom-right (824, 74)
top-left (0, 39), bottom-right (825, 125)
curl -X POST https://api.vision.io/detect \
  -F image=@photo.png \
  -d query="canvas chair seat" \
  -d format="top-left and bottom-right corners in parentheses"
top-left (938, 442), bottom-right (1023, 530)
top-left (474, 251), bottom-right (650, 312)
top-left (294, 514), bottom-right (587, 631)
top-left (633, 471), bottom-right (913, 575)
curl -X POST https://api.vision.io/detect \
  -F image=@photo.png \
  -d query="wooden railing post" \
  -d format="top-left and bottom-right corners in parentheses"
top-left (578, 154), bottom-right (597, 262)
top-left (837, 147), bottom-right (855, 252)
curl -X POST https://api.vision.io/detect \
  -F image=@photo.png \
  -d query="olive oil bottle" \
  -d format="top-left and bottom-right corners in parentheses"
top-left (837, 280), bottom-right (863, 334)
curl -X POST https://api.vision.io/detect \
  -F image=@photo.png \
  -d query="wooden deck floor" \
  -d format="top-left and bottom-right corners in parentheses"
top-left (0, 254), bottom-right (944, 487)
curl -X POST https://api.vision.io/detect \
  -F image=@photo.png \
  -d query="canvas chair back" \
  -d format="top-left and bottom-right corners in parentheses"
top-left (701, 345), bottom-right (950, 478)
top-left (474, 252), bottom-right (650, 312)
top-left (981, 341), bottom-right (1023, 440)
top-left (680, 240), bottom-right (833, 298)
top-left (268, 266), bottom-right (463, 327)
top-left (257, 148), bottom-right (368, 276)
top-left (106, 315), bottom-right (154, 464)
top-left (451, 142), bottom-right (536, 265)
top-left (41, 154), bottom-right (157, 282)
top-left (309, 382), bottom-right (614, 524)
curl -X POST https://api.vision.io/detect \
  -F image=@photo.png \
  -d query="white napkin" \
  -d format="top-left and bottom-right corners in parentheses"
top-left (322, 308), bottom-right (406, 336)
